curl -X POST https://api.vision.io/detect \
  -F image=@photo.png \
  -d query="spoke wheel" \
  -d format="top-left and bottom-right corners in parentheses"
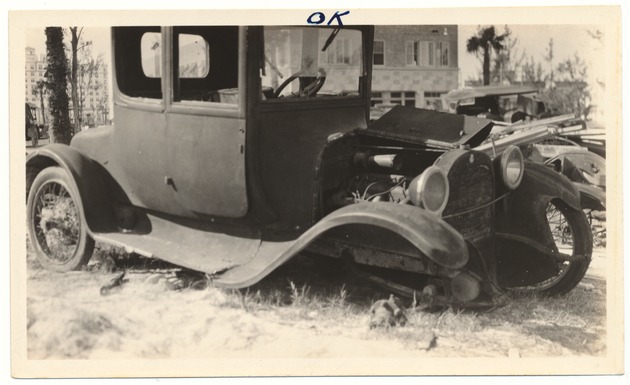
top-left (27, 167), bottom-right (94, 271)
top-left (511, 199), bottom-right (592, 295)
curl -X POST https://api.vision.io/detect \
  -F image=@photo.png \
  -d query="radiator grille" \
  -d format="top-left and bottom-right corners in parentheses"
top-left (441, 151), bottom-right (494, 245)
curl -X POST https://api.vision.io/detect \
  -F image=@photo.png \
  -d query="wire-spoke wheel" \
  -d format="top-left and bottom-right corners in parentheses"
top-left (511, 199), bottom-right (592, 295)
top-left (27, 167), bottom-right (94, 271)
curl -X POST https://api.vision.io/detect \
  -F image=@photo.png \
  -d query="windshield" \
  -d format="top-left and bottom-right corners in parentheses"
top-left (261, 26), bottom-right (363, 100)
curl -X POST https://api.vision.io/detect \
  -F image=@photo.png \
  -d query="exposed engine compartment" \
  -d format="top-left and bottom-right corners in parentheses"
top-left (317, 134), bottom-right (446, 217)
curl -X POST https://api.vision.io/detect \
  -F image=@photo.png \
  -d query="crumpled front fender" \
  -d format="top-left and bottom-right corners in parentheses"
top-left (517, 161), bottom-right (582, 210)
top-left (215, 202), bottom-right (469, 288)
top-left (497, 161), bottom-right (582, 239)
top-left (495, 161), bottom-right (585, 284)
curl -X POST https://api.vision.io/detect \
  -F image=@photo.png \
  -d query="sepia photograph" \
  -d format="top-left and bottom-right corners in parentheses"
top-left (7, 3), bottom-right (624, 380)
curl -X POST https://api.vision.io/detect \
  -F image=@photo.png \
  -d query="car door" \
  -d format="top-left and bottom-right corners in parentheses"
top-left (164, 26), bottom-right (248, 218)
top-left (111, 27), bottom-right (174, 214)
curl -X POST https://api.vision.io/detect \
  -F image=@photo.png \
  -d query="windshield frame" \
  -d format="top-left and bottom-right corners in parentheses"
top-left (259, 25), bottom-right (370, 105)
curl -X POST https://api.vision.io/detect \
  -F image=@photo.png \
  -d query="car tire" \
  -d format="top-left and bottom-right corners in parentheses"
top-left (508, 199), bottom-right (592, 296)
top-left (27, 166), bottom-right (95, 271)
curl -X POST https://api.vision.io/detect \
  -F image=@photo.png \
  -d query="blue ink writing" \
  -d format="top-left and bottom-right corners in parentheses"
top-left (306, 10), bottom-right (350, 26)
top-left (307, 12), bottom-right (326, 25)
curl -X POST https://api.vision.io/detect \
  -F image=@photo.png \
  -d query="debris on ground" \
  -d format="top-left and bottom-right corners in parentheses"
top-left (100, 271), bottom-right (127, 296)
top-left (369, 294), bottom-right (407, 328)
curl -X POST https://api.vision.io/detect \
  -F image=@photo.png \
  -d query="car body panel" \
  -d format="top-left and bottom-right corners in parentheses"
top-left (26, 144), bottom-right (118, 233)
top-left (494, 162), bottom-right (584, 285)
top-left (364, 105), bottom-right (494, 149)
top-left (215, 202), bottom-right (469, 288)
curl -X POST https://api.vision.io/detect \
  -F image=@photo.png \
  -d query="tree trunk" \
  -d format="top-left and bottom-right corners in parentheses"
top-left (70, 27), bottom-right (81, 135)
top-left (39, 90), bottom-right (46, 127)
top-left (483, 47), bottom-right (491, 86)
top-left (44, 27), bottom-right (72, 145)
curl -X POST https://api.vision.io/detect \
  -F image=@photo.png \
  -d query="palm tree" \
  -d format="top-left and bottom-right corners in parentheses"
top-left (466, 26), bottom-right (510, 86)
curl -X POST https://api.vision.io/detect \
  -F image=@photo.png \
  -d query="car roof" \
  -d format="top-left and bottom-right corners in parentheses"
top-left (445, 85), bottom-right (539, 101)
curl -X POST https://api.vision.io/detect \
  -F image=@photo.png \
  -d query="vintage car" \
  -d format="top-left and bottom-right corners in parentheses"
top-left (443, 85), bottom-right (553, 123)
top-left (26, 26), bottom-right (592, 307)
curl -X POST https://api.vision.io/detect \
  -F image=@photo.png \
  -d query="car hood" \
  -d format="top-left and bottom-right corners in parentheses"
top-left (360, 105), bottom-right (494, 149)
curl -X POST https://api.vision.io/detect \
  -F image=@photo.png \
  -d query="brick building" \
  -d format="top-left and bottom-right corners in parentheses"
top-left (371, 25), bottom-right (459, 110)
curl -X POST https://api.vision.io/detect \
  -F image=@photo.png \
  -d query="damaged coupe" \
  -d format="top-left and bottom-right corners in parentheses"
top-left (26, 25), bottom-right (592, 308)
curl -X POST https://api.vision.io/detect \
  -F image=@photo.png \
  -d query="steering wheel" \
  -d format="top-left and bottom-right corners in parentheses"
top-left (273, 68), bottom-right (327, 98)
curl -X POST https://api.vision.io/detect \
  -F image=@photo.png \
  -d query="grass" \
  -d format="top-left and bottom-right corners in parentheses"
top-left (25, 237), bottom-right (608, 358)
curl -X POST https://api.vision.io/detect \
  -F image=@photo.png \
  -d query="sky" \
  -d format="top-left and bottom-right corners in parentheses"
top-left (25, 27), bottom-right (111, 63)
top-left (457, 24), bottom-right (605, 87)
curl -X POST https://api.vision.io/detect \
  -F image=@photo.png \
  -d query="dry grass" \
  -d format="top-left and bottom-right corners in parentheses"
top-left (25, 240), bottom-right (607, 360)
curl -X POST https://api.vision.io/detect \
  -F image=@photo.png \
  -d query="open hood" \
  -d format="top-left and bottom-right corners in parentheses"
top-left (361, 105), bottom-right (494, 149)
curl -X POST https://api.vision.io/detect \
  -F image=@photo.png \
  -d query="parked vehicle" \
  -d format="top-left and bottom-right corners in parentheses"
top-left (25, 102), bottom-right (48, 142)
top-left (443, 85), bottom-right (553, 123)
top-left (448, 85), bottom-right (606, 226)
top-left (26, 26), bottom-right (592, 307)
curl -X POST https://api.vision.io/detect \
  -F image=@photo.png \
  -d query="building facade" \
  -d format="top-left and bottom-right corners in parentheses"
top-left (371, 25), bottom-right (459, 111)
top-left (25, 47), bottom-right (48, 124)
top-left (25, 46), bottom-right (110, 127)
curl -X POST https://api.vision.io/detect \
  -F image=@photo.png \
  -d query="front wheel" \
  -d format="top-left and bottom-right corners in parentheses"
top-left (509, 199), bottom-right (592, 295)
top-left (27, 167), bottom-right (94, 271)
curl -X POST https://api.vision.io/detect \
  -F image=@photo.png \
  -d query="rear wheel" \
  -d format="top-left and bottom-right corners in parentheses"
top-left (511, 199), bottom-right (592, 295)
top-left (27, 167), bottom-right (94, 271)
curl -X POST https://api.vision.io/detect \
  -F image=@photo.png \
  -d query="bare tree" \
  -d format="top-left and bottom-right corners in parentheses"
top-left (521, 55), bottom-right (545, 87)
top-left (544, 38), bottom-right (555, 89)
top-left (78, 52), bottom-right (106, 126)
top-left (556, 53), bottom-right (592, 119)
top-left (68, 27), bottom-right (83, 134)
top-left (96, 64), bottom-right (110, 124)
top-left (490, 26), bottom-right (526, 85)
top-left (32, 79), bottom-right (48, 128)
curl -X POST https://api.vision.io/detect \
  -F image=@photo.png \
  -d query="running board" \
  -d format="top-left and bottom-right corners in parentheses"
top-left (92, 213), bottom-right (262, 275)
top-left (94, 202), bottom-right (468, 290)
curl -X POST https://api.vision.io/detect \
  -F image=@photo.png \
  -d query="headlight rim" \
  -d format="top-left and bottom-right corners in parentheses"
top-left (408, 165), bottom-right (450, 216)
top-left (500, 145), bottom-right (525, 190)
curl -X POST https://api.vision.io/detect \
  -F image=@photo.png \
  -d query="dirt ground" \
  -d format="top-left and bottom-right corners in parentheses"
top-left (24, 238), bottom-right (608, 363)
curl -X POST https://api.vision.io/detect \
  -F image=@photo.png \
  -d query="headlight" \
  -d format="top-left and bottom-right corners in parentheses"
top-left (500, 145), bottom-right (524, 190)
top-left (408, 166), bottom-right (449, 215)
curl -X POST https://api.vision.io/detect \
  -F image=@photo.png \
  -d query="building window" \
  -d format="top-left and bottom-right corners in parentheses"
top-left (406, 41), bottom-right (450, 68)
top-left (405, 41), bottom-right (416, 66)
top-left (437, 42), bottom-right (449, 66)
top-left (371, 91), bottom-right (383, 106)
top-left (373, 40), bottom-right (384, 65)
top-left (424, 91), bottom-right (442, 98)
top-left (323, 38), bottom-right (353, 65)
top-left (390, 91), bottom-right (416, 106)
top-left (375, 91), bottom-right (416, 107)
top-left (424, 91), bottom-right (446, 110)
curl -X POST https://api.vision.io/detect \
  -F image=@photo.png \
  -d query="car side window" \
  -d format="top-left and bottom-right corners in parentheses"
top-left (141, 32), bottom-right (162, 78)
top-left (173, 26), bottom-right (239, 105)
top-left (115, 27), bottom-right (163, 99)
